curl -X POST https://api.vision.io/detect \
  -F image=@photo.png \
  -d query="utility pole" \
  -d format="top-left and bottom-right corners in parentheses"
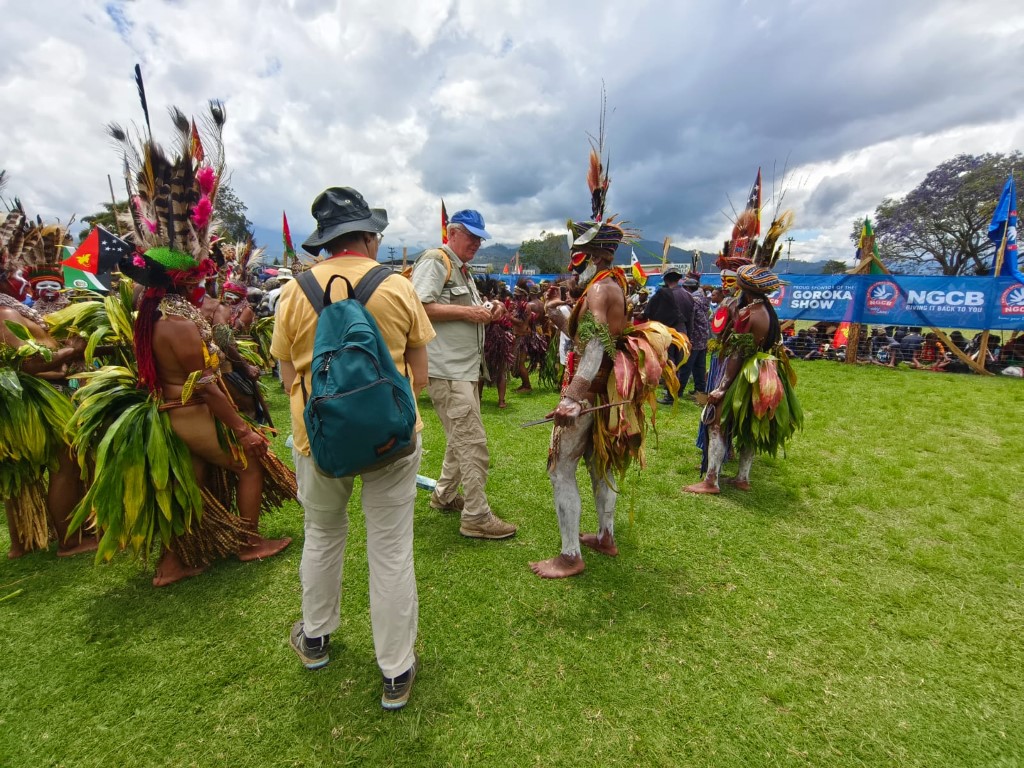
top-left (785, 237), bottom-right (794, 273)
top-left (388, 246), bottom-right (397, 263)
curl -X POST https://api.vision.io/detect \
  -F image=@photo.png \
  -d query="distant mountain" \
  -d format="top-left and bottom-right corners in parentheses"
top-left (251, 223), bottom-right (833, 275)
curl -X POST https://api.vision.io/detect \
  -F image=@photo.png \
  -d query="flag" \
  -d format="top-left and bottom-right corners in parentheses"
top-left (282, 211), bottom-right (296, 266)
top-left (857, 217), bottom-right (885, 275)
top-left (190, 120), bottom-right (205, 163)
top-left (514, 251), bottom-right (523, 274)
top-left (58, 245), bottom-right (106, 291)
top-left (62, 227), bottom-right (133, 290)
top-left (441, 199), bottom-right (449, 245)
top-left (833, 322), bottom-right (851, 349)
top-left (749, 167), bottom-right (762, 237)
top-left (502, 263), bottom-right (510, 275)
top-left (630, 249), bottom-right (648, 286)
top-left (728, 168), bottom-right (762, 262)
top-left (988, 176), bottom-right (1022, 279)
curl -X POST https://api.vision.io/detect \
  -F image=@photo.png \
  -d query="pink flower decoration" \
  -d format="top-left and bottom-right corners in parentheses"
top-left (191, 196), bottom-right (213, 229)
top-left (143, 218), bottom-right (157, 234)
top-left (132, 254), bottom-right (147, 268)
top-left (196, 166), bottom-right (216, 196)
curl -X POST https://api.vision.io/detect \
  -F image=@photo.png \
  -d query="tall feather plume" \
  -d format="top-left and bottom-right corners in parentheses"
top-left (135, 63), bottom-right (152, 141)
top-left (0, 206), bottom-right (24, 244)
top-left (201, 100), bottom-right (227, 203)
top-left (107, 121), bottom-right (143, 245)
top-left (585, 85), bottom-right (610, 221)
top-left (756, 210), bottom-right (794, 268)
top-left (168, 106), bottom-right (198, 252)
top-left (733, 208), bottom-right (758, 241)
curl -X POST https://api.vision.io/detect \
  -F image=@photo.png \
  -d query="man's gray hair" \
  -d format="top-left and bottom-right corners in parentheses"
top-left (446, 222), bottom-right (466, 238)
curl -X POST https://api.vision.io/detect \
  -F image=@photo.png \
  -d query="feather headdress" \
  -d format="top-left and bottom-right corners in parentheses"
top-left (567, 86), bottom-right (639, 259)
top-left (110, 65), bottom-right (230, 392)
top-left (108, 66), bottom-right (227, 266)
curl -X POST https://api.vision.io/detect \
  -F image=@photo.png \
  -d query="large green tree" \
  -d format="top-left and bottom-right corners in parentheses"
top-left (867, 152), bottom-right (1021, 276)
top-left (214, 183), bottom-right (255, 243)
top-left (821, 259), bottom-right (849, 275)
top-left (519, 231), bottom-right (568, 274)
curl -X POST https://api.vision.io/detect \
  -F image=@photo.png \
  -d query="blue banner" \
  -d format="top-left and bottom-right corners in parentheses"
top-left (769, 274), bottom-right (1024, 330)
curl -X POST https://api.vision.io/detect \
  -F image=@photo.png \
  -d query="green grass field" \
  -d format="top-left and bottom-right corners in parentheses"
top-left (2, 362), bottom-right (1022, 767)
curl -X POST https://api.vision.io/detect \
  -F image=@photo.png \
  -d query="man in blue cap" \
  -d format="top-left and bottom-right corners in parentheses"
top-left (410, 210), bottom-right (517, 540)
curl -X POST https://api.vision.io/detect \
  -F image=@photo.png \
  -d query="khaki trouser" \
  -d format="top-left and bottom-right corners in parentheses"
top-left (427, 378), bottom-right (492, 522)
top-left (293, 436), bottom-right (421, 679)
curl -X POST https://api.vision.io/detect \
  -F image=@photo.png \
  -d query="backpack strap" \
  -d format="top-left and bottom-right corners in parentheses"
top-left (296, 270), bottom-right (325, 316)
top-left (302, 265), bottom-right (394, 312)
top-left (413, 248), bottom-right (454, 285)
top-left (352, 264), bottom-right (394, 305)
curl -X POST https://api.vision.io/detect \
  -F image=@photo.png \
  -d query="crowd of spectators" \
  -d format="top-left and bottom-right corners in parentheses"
top-left (782, 323), bottom-right (1024, 375)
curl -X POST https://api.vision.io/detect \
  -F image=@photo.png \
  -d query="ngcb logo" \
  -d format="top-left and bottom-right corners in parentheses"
top-left (1000, 283), bottom-right (1024, 316)
top-left (865, 281), bottom-right (899, 313)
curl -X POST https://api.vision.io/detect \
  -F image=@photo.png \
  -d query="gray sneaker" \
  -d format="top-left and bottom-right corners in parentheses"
top-left (459, 513), bottom-right (517, 540)
top-left (429, 492), bottom-right (465, 513)
top-left (290, 620), bottom-right (330, 670)
top-left (381, 653), bottom-right (419, 710)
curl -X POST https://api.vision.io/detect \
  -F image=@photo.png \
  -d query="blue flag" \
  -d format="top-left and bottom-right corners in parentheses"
top-left (988, 176), bottom-right (1022, 279)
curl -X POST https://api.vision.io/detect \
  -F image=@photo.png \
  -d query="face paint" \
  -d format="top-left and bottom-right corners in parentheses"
top-left (578, 261), bottom-right (597, 285)
top-left (569, 250), bottom-right (591, 274)
top-left (189, 282), bottom-right (207, 306)
top-left (35, 280), bottom-right (62, 299)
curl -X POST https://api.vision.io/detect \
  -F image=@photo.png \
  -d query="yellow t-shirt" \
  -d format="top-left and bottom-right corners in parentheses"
top-left (270, 257), bottom-right (435, 456)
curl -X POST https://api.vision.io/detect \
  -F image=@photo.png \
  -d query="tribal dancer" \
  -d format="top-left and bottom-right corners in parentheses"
top-left (530, 110), bottom-right (688, 579)
top-left (69, 84), bottom-right (293, 585)
top-left (0, 207), bottom-right (94, 558)
top-left (511, 279), bottom-right (547, 392)
top-left (686, 212), bottom-right (803, 494)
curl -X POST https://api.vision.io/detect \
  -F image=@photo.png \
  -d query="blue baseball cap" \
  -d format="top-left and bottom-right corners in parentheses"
top-left (449, 209), bottom-right (491, 239)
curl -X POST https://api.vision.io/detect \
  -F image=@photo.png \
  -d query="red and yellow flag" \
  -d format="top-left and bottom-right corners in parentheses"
top-left (630, 249), bottom-right (648, 286)
top-left (441, 199), bottom-right (449, 245)
top-left (833, 323), bottom-right (851, 349)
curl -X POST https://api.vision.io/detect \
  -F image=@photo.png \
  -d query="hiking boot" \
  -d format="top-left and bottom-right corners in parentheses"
top-left (429, 492), bottom-right (465, 513)
top-left (656, 395), bottom-right (674, 405)
top-left (460, 513), bottom-right (517, 540)
top-left (381, 653), bottom-right (419, 710)
top-left (290, 620), bottom-right (330, 670)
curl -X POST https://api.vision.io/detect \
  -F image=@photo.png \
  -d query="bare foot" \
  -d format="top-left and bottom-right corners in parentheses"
top-left (721, 477), bottom-right (751, 492)
top-left (498, 401), bottom-right (507, 409)
top-left (683, 479), bottom-right (720, 494)
top-left (529, 553), bottom-right (585, 579)
top-left (580, 531), bottom-right (618, 557)
top-left (514, 386), bottom-right (532, 393)
top-left (238, 535), bottom-right (292, 562)
top-left (56, 534), bottom-right (99, 558)
top-left (153, 550), bottom-right (207, 587)
top-left (7, 547), bottom-right (25, 560)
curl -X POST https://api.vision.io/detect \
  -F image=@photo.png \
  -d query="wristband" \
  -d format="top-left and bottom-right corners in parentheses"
top-left (562, 376), bottom-right (592, 402)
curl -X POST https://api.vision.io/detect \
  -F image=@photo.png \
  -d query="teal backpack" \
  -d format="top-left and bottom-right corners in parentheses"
top-left (297, 266), bottom-right (417, 477)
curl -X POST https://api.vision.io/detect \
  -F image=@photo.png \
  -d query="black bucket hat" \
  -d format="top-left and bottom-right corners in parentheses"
top-left (302, 187), bottom-right (388, 255)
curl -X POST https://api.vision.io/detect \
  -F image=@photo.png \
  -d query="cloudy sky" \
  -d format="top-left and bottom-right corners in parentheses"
top-left (2, 0), bottom-right (1023, 263)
